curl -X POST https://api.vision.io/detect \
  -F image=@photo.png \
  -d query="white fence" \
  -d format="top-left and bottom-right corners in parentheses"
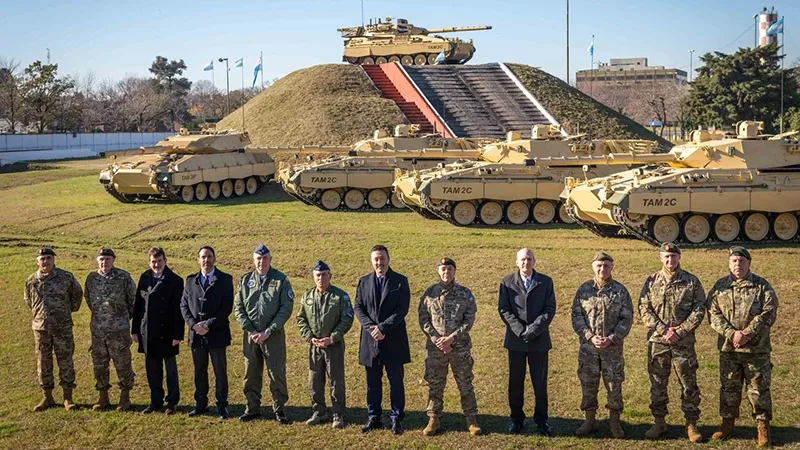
top-left (0, 132), bottom-right (173, 165)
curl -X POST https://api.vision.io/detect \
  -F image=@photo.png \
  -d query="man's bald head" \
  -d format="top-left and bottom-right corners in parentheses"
top-left (516, 248), bottom-right (535, 277)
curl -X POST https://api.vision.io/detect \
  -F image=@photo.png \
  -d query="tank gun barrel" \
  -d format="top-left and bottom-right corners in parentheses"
top-left (530, 152), bottom-right (676, 167)
top-left (244, 145), bottom-right (352, 155)
top-left (426, 25), bottom-right (492, 33)
top-left (99, 146), bottom-right (163, 159)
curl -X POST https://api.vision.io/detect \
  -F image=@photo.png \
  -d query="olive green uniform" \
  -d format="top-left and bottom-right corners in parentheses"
top-left (296, 285), bottom-right (354, 415)
top-left (234, 267), bottom-right (294, 415)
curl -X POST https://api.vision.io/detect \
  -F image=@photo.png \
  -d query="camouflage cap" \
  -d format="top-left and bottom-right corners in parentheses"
top-left (659, 242), bottom-right (681, 254)
top-left (312, 260), bottom-right (330, 272)
top-left (438, 257), bottom-right (456, 269)
top-left (96, 247), bottom-right (116, 258)
top-left (592, 251), bottom-right (614, 262)
top-left (37, 247), bottom-right (56, 257)
top-left (729, 246), bottom-right (751, 260)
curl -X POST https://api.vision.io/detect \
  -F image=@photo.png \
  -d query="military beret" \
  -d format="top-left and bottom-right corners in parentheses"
top-left (592, 251), bottom-right (614, 262)
top-left (659, 242), bottom-right (681, 254)
top-left (313, 260), bottom-right (330, 272)
top-left (729, 246), bottom-right (751, 260)
top-left (96, 247), bottom-right (115, 258)
top-left (438, 257), bottom-right (456, 269)
top-left (37, 247), bottom-right (56, 257)
top-left (253, 243), bottom-right (270, 255)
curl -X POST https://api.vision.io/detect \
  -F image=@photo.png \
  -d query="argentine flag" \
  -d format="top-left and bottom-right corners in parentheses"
top-left (235, 58), bottom-right (244, 68)
top-left (203, 60), bottom-right (214, 71)
top-left (252, 57), bottom-right (263, 87)
top-left (587, 40), bottom-right (594, 56)
top-left (434, 50), bottom-right (446, 65)
top-left (767, 17), bottom-right (784, 36)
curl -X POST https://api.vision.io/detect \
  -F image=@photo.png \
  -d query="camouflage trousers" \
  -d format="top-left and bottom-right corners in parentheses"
top-left (424, 346), bottom-right (478, 418)
top-left (648, 342), bottom-right (701, 421)
top-left (90, 330), bottom-right (134, 391)
top-left (34, 328), bottom-right (76, 389)
top-left (577, 343), bottom-right (625, 412)
top-left (719, 351), bottom-right (772, 421)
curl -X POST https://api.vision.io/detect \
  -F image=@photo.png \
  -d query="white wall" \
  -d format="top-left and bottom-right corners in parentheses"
top-left (0, 132), bottom-right (172, 165)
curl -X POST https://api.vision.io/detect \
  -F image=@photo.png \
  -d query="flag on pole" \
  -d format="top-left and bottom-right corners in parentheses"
top-left (587, 39), bottom-right (594, 56)
top-left (434, 50), bottom-right (446, 65)
top-left (767, 17), bottom-right (784, 36)
top-left (203, 60), bottom-right (214, 71)
top-left (252, 57), bottom-right (263, 87)
top-left (234, 58), bottom-right (244, 68)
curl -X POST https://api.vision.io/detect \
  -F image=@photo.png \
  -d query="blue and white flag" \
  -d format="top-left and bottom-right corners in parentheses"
top-left (587, 39), bottom-right (594, 56)
top-left (252, 57), bottom-right (263, 87)
top-left (234, 58), bottom-right (243, 68)
top-left (203, 60), bottom-right (214, 71)
top-left (767, 17), bottom-right (784, 36)
top-left (434, 50), bottom-right (446, 65)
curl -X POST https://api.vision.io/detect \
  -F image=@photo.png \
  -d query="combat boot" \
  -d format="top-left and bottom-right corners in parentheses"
top-left (687, 420), bottom-right (702, 443)
top-left (63, 388), bottom-right (77, 411)
top-left (645, 416), bottom-right (667, 439)
top-left (711, 418), bottom-right (735, 440)
top-left (466, 414), bottom-right (482, 436)
top-left (609, 411), bottom-right (625, 439)
top-left (757, 419), bottom-right (771, 448)
top-left (574, 409), bottom-right (597, 436)
top-left (92, 389), bottom-right (110, 411)
top-left (116, 389), bottom-right (131, 411)
top-left (422, 416), bottom-right (440, 436)
top-left (33, 388), bottom-right (55, 412)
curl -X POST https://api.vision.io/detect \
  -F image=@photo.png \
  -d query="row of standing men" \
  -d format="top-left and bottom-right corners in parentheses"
top-left (23, 242), bottom-right (777, 446)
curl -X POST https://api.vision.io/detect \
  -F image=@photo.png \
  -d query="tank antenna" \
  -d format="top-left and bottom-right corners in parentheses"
top-left (360, 0), bottom-right (364, 27)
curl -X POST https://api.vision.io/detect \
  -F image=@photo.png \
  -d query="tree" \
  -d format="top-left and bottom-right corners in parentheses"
top-left (149, 56), bottom-right (192, 128)
top-left (20, 61), bottom-right (74, 133)
top-left (0, 57), bottom-right (25, 133)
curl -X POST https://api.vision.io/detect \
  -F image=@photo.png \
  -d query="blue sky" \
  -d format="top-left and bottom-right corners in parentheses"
top-left (2, 0), bottom-right (798, 89)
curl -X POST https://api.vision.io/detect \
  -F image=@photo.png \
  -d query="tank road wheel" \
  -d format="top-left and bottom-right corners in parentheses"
top-left (712, 214), bottom-right (740, 243)
top-left (208, 182), bottom-right (221, 200)
top-left (246, 177), bottom-right (259, 194)
top-left (367, 189), bottom-right (389, 209)
top-left (375, 56), bottom-right (388, 65)
top-left (680, 214), bottom-right (711, 244)
top-left (648, 215), bottom-right (680, 243)
top-left (531, 200), bottom-right (557, 224)
top-left (361, 56), bottom-right (375, 65)
top-left (414, 54), bottom-right (428, 65)
top-left (479, 201), bottom-right (503, 225)
top-left (221, 180), bottom-right (234, 198)
top-left (194, 183), bottom-right (209, 202)
top-left (771, 212), bottom-right (799, 241)
top-left (390, 191), bottom-right (406, 209)
top-left (388, 56), bottom-right (401, 63)
top-left (400, 55), bottom-right (414, 65)
top-left (320, 190), bottom-right (342, 210)
top-left (741, 212), bottom-right (770, 242)
top-left (558, 203), bottom-right (576, 224)
top-left (258, 175), bottom-right (271, 183)
top-left (451, 201), bottom-right (477, 226)
top-left (180, 185), bottom-right (194, 203)
top-left (505, 201), bottom-right (530, 225)
top-left (344, 189), bottom-right (365, 210)
top-left (427, 53), bottom-right (438, 65)
top-left (346, 57), bottom-right (359, 64)
top-left (233, 179), bottom-right (246, 196)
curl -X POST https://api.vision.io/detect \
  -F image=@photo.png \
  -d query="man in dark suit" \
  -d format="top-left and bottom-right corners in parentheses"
top-left (180, 246), bottom-right (234, 419)
top-left (132, 247), bottom-right (184, 415)
top-left (498, 248), bottom-right (556, 436)
top-left (354, 244), bottom-right (411, 435)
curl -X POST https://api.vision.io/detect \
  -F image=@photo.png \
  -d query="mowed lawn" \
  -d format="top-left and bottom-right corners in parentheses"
top-left (0, 163), bottom-right (798, 450)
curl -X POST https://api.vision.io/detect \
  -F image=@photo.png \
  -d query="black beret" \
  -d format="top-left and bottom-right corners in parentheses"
top-left (96, 247), bottom-right (116, 257)
top-left (659, 242), bottom-right (681, 254)
top-left (253, 243), bottom-right (270, 255)
top-left (592, 251), bottom-right (614, 262)
top-left (37, 247), bottom-right (56, 257)
top-left (313, 260), bottom-right (330, 272)
top-left (438, 257), bottom-right (456, 269)
top-left (729, 246), bottom-right (751, 260)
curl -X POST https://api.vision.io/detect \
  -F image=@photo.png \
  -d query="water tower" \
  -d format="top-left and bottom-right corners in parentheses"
top-left (758, 7), bottom-right (779, 47)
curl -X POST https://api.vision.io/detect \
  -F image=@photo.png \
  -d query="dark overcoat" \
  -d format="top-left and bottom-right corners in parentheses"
top-left (353, 268), bottom-right (411, 366)
top-left (498, 271), bottom-right (556, 352)
top-left (132, 266), bottom-right (184, 357)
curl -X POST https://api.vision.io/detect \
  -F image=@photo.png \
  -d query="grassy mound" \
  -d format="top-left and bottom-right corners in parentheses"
top-left (507, 64), bottom-right (672, 149)
top-left (217, 64), bottom-right (406, 147)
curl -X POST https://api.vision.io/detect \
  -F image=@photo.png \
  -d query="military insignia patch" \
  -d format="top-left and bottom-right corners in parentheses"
top-left (288, 289), bottom-right (294, 300)
top-left (247, 278), bottom-right (257, 288)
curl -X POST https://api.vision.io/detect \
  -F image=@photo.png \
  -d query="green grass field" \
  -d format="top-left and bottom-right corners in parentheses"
top-left (0, 163), bottom-right (798, 449)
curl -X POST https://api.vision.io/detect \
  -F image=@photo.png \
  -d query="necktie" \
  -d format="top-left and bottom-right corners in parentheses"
top-left (202, 276), bottom-right (210, 290)
top-left (377, 276), bottom-right (383, 292)
top-left (524, 278), bottom-right (531, 292)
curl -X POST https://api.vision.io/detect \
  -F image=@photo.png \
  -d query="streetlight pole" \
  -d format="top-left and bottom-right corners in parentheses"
top-left (753, 14), bottom-right (759, 47)
top-left (218, 57), bottom-right (230, 116)
top-left (688, 49), bottom-right (695, 83)
top-left (566, 0), bottom-right (570, 84)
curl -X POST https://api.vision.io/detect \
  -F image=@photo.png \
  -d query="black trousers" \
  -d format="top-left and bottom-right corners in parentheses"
top-left (145, 355), bottom-right (180, 407)
top-left (365, 357), bottom-right (405, 423)
top-left (508, 350), bottom-right (549, 424)
top-left (191, 347), bottom-right (228, 408)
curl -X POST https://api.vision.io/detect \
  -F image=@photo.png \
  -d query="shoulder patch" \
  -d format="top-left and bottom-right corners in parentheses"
top-left (287, 288), bottom-right (294, 300)
top-left (468, 293), bottom-right (475, 302)
top-left (247, 278), bottom-right (257, 289)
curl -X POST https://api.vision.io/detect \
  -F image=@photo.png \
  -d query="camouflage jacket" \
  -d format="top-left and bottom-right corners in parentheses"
top-left (708, 272), bottom-right (778, 354)
top-left (296, 284), bottom-right (354, 344)
top-left (571, 278), bottom-right (633, 346)
top-left (638, 269), bottom-right (706, 346)
top-left (24, 268), bottom-right (83, 331)
top-left (418, 282), bottom-right (477, 350)
top-left (84, 267), bottom-right (136, 334)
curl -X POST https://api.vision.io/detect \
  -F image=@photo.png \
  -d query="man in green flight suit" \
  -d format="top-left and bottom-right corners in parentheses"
top-left (234, 243), bottom-right (294, 424)
top-left (297, 260), bottom-right (354, 429)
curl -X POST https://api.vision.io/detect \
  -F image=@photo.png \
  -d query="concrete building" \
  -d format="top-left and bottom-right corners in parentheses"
top-left (575, 58), bottom-right (687, 90)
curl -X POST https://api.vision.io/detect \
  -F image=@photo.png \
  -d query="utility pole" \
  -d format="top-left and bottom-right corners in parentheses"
top-left (688, 49), bottom-right (694, 83)
top-left (218, 57), bottom-right (230, 115)
top-left (566, 0), bottom-right (570, 84)
top-left (753, 14), bottom-right (759, 47)
top-left (46, 48), bottom-right (51, 64)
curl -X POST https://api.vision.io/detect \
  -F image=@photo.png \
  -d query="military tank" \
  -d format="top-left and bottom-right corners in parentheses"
top-left (279, 124), bottom-right (493, 211)
top-left (561, 121), bottom-right (800, 246)
top-left (99, 128), bottom-right (346, 203)
top-left (393, 125), bottom-right (659, 226)
top-left (338, 17), bottom-right (491, 65)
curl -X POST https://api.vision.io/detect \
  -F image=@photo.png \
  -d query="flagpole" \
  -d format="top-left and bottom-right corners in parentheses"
top-left (260, 51), bottom-right (264, 90)
top-left (590, 34), bottom-right (594, 97)
top-left (780, 16), bottom-right (784, 134)
top-left (242, 60), bottom-right (246, 132)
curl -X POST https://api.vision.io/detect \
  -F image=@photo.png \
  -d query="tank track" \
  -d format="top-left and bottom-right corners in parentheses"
top-left (405, 201), bottom-right (441, 220)
top-left (156, 181), bottom-right (183, 202)
top-left (103, 183), bottom-right (134, 203)
top-left (420, 194), bottom-right (459, 224)
top-left (565, 205), bottom-right (619, 238)
top-left (294, 187), bottom-right (407, 212)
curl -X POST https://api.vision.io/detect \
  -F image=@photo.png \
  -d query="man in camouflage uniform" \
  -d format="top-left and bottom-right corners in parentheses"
top-left (234, 243), bottom-right (294, 424)
top-left (418, 257), bottom-right (480, 436)
top-left (297, 260), bottom-right (354, 429)
top-left (638, 242), bottom-right (706, 443)
top-left (84, 248), bottom-right (137, 411)
top-left (24, 247), bottom-right (83, 412)
top-left (571, 252), bottom-right (633, 439)
top-left (708, 246), bottom-right (778, 448)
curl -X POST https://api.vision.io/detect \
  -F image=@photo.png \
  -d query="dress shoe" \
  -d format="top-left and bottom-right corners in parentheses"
top-left (239, 412), bottom-right (260, 422)
top-left (536, 422), bottom-right (555, 437)
top-left (332, 414), bottom-right (345, 429)
top-left (391, 421), bottom-right (404, 435)
top-left (361, 419), bottom-right (383, 433)
top-left (507, 420), bottom-right (524, 434)
top-left (275, 410), bottom-right (291, 425)
top-left (218, 406), bottom-right (230, 420)
top-left (305, 411), bottom-right (328, 425)
top-left (142, 405), bottom-right (160, 415)
top-left (164, 404), bottom-right (176, 415)
top-left (188, 407), bottom-right (208, 417)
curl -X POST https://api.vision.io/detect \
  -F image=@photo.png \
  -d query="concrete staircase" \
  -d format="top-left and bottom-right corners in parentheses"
top-left (362, 65), bottom-right (435, 134)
